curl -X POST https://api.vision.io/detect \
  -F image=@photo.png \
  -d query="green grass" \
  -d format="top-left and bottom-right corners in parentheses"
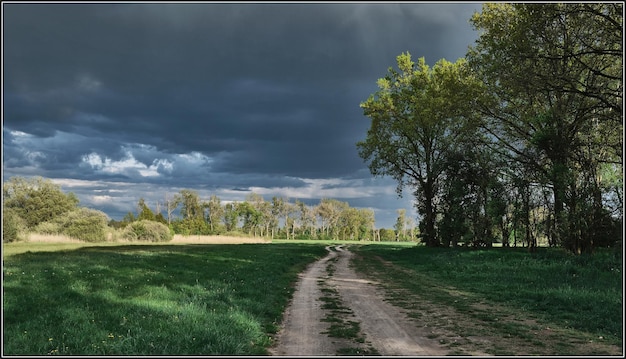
top-left (4, 240), bottom-right (621, 355)
top-left (2, 243), bottom-right (327, 355)
top-left (351, 245), bottom-right (623, 346)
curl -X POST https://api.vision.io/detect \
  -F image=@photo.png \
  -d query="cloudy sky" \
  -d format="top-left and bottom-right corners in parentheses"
top-left (3, 2), bottom-right (482, 228)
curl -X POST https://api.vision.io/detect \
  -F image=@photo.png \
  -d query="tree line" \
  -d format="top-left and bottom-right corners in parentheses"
top-left (357, 3), bottom-right (622, 253)
top-left (2, 176), bottom-right (417, 243)
top-left (112, 189), bottom-right (417, 241)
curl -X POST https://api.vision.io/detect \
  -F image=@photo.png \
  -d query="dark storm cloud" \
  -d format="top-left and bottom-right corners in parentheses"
top-left (3, 2), bottom-right (481, 227)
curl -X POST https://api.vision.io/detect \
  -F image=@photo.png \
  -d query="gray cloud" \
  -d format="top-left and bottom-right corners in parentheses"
top-left (2, 2), bottom-right (481, 228)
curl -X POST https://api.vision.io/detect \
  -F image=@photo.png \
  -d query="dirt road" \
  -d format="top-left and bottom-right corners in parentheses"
top-left (269, 245), bottom-right (448, 356)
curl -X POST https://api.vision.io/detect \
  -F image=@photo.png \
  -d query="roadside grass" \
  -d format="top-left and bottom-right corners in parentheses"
top-left (351, 244), bottom-right (623, 355)
top-left (2, 243), bottom-right (327, 355)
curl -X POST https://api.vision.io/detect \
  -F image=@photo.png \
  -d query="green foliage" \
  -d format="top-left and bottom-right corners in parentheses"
top-left (379, 228), bottom-right (396, 242)
top-left (171, 217), bottom-right (210, 236)
top-left (122, 220), bottom-right (173, 242)
top-left (136, 198), bottom-right (155, 221)
top-left (467, 3), bottom-right (623, 254)
top-left (179, 189), bottom-right (203, 220)
top-left (33, 221), bottom-right (62, 235)
top-left (3, 176), bottom-right (79, 228)
top-left (61, 208), bottom-right (109, 242)
top-left (2, 207), bottom-right (28, 243)
top-left (35, 208), bottom-right (109, 242)
top-left (154, 212), bottom-right (167, 225)
top-left (357, 53), bottom-right (484, 247)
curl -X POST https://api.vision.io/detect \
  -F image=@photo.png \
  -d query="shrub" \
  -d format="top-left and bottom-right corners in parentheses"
top-left (3, 208), bottom-right (27, 243)
top-left (60, 208), bottom-right (109, 242)
top-left (122, 220), bottom-right (173, 242)
top-left (36, 207), bottom-right (109, 242)
top-left (33, 221), bottom-right (62, 235)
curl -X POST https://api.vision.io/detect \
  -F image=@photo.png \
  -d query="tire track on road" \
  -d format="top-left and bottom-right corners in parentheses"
top-left (270, 245), bottom-right (448, 356)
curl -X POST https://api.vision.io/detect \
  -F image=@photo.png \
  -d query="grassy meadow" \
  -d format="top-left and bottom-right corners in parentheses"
top-left (352, 244), bottom-right (623, 355)
top-left (3, 239), bottom-right (623, 355)
top-left (2, 242), bottom-right (326, 355)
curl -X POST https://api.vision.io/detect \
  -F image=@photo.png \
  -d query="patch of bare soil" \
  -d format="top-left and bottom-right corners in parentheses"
top-left (269, 246), bottom-right (450, 356)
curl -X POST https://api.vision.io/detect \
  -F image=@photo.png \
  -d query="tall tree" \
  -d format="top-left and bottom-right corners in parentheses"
top-left (296, 200), bottom-right (316, 238)
top-left (358, 53), bottom-right (483, 246)
top-left (270, 196), bottom-right (285, 239)
top-left (223, 202), bottom-right (238, 232)
top-left (247, 193), bottom-right (271, 237)
top-left (178, 189), bottom-right (203, 220)
top-left (358, 208), bottom-right (376, 241)
top-left (206, 195), bottom-right (224, 233)
top-left (394, 209), bottom-right (406, 241)
top-left (467, 3), bottom-right (623, 253)
top-left (164, 192), bottom-right (180, 225)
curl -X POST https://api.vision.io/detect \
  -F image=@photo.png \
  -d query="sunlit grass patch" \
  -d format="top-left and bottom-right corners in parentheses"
top-left (351, 244), bottom-right (623, 355)
top-left (3, 243), bottom-right (327, 355)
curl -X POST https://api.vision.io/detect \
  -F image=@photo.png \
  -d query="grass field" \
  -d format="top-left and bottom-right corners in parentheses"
top-left (2, 242), bottom-right (326, 355)
top-left (351, 244), bottom-right (623, 355)
top-left (3, 239), bottom-right (623, 355)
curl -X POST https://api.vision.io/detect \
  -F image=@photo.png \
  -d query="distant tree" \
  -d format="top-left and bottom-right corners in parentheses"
top-left (358, 208), bottom-right (376, 240)
top-left (137, 198), bottom-right (156, 221)
top-left (316, 198), bottom-right (347, 239)
top-left (237, 201), bottom-right (260, 236)
top-left (179, 189), bottom-right (203, 220)
top-left (108, 218), bottom-right (126, 229)
top-left (122, 212), bottom-right (136, 226)
top-left (270, 197), bottom-right (285, 239)
top-left (164, 192), bottom-right (181, 225)
top-left (394, 209), bottom-right (407, 241)
top-left (206, 195), bottom-right (224, 233)
top-left (284, 201), bottom-right (298, 239)
top-left (248, 193), bottom-right (272, 237)
top-left (154, 212), bottom-right (167, 225)
top-left (379, 228), bottom-right (396, 242)
top-left (296, 200), bottom-right (316, 238)
top-left (223, 202), bottom-right (238, 232)
top-left (3, 176), bottom-right (79, 228)
top-left (405, 216), bottom-right (416, 241)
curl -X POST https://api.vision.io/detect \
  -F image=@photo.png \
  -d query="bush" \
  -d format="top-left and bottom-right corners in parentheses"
top-left (36, 208), bottom-right (109, 242)
top-left (122, 220), bottom-right (173, 242)
top-left (33, 221), bottom-right (62, 235)
top-left (61, 208), bottom-right (109, 242)
top-left (3, 208), bottom-right (27, 243)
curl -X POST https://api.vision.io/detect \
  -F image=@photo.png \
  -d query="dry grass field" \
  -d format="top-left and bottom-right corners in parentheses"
top-left (23, 233), bottom-right (271, 245)
top-left (170, 234), bottom-right (271, 244)
top-left (25, 233), bottom-right (85, 243)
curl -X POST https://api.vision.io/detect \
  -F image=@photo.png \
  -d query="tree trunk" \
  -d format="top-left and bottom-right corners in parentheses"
top-left (422, 181), bottom-right (438, 247)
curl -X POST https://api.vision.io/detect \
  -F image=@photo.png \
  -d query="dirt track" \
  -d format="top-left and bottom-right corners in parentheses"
top-left (269, 245), bottom-right (448, 356)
